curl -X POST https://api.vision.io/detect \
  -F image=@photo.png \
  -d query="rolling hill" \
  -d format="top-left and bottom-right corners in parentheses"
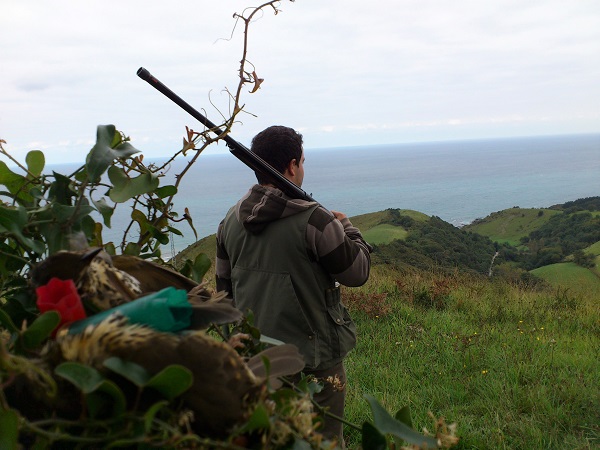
top-left (463, 207), bottom-right (561, 246)
top-left (175, 197), bottom-right (600, 290)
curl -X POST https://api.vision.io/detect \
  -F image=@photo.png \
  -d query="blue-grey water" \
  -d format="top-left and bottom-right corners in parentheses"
top-left (52, 133), bottom-right (600, 257)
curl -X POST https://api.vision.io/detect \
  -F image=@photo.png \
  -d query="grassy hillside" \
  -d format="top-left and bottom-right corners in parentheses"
top-left (531, 262), bottom-right (600, 295)
top-left (464, 207), bottom-right (561, 246)
top-left (464, 199), bottom-right (600, 280)
top-left (342, 266), bottom-right (599, 449)
top-left (587, 241), bottom-right (600, 257)
top-left (177, 198), bottom-right (600, 288)
top-left (363, 224), bottom-right (408, 245)
top-left (174, 234), bottom-right (217, 284)
top-left (586, 241), bottom-right (600, 276)
top-left (359, 209), bottom-right (428, 245)
top-left (179, 209), bottom-right (501, 281)
top-left (176, 234), bottom-right (216, 265)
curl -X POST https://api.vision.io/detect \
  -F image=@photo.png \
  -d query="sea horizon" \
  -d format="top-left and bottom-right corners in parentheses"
top-left (45, 132), bottom-right (600, 257)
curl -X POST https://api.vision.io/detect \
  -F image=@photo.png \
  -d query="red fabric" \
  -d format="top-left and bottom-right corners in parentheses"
top-left (36, 277), bottom-right (86, 334)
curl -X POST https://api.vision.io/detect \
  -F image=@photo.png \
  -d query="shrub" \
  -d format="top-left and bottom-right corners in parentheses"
top-left (342, 289), bottom-right (391, 318)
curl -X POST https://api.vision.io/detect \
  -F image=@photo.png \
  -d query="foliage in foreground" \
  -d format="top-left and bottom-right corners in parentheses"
top-left (0, 127), bottom-right (459, 449)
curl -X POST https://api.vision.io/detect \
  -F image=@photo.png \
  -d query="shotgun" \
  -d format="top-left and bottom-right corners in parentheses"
top-left (136, 67), bottom-right (315, 202)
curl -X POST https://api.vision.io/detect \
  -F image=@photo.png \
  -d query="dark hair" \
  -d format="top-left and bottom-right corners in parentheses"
top-left (250, 125), bottom-right (303, 184)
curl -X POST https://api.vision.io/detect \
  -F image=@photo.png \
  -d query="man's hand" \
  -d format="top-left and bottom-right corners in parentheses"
top-left (331, 210), bottom-right (347, 221)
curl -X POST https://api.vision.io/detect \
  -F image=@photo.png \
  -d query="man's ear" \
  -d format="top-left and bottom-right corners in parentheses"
top-left (285, 159), bottom-right (297, 177)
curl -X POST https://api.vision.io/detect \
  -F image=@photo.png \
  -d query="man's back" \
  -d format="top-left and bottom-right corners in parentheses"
top-left (215, 125), bottom-right (372, 442)
top-left (216, 185), bottom-right (362, 370)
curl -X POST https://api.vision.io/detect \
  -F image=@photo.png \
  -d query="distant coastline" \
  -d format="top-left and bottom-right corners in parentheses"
top-left (45, 133), bottom-right (600, 256)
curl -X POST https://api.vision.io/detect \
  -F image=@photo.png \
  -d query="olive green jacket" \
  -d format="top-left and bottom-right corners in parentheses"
top-left (217, 185), bottom-right (370, 369)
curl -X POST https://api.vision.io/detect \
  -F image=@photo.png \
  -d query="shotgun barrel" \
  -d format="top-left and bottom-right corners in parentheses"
top-left (136, 67), bottom-right (315, 202)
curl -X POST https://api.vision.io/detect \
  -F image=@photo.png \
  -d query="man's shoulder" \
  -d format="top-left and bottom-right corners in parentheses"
top-left (219, 205), bottom-right (237, 226)
top-left (307, 205), bottom-right (335, 230)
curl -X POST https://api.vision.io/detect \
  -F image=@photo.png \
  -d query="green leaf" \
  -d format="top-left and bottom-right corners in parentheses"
top-left (0, 241), bottom-right (27, 272)
top-left (107, 166), bottom-right (159, 203)
top-left (0, 161), bottom-right (33, 204)
top-left (123, 242), bottom-right (141, 256)
top-left (365, 394), bottom-right (439, 448)
top-left (55, 362), bottom-right (126, 417)
top-left (0, 309), bottom-right (19, 333)
top-left (146, 365), bottom-right (193, 400)
top-left (80, 215), bottom-right (98, 241)
top-left (74, 166), bottom-right (88, 183)
top-left (0, 408), bottom-right (19, 450)
top-left (21, 311), bottom-right (60, 350)
top-left (36, 200), bottom-right (94, 253)
top-left (104, 242), bottom-right (116, 255)
top-left (103, 356), bottom-right (150, 387)
top-left (130, 208), bottom-right (169, 247)
top-left (86, 379), bottom-right (127, 418)
top-left (49, 171), bottom-right (76, 204)
top-left (0, 295), bottom-right (37, 331)
top-left (36, 222), bottom-right (66, 255)
top-left (361, 421), bottom-right (387, 450)
top-left (143, 400), bottom-right (169, 433)
top-left (86, 125), bottom-right (140, 181)
top-left (131, 208), bottom-right (149, 229)
top-left (166, 225), bottom-right (183, 237)
top-left (395, 405), bottom-right (413, 428)
top-left (56, 362), bottom-right (106, 394)
top-left (155, 185), bottom-right (177, 199)
top-left (29, 186), bottom-right (44, 200)
top-left (51, 203), bottom-right (95, 223)
top-left (0, 205), bottom-right (44, 254)
top-left (25, 150), bottom-right (45, 178)
top-left (147, 223), bottom-right (169, 245)
top-left (238, 403), bottom-right (271, 433)
top-left (185, 253), bottom-right (211, 283)
top-left (91, 196), bottom-right (114, 227)
top-left (294, 374), bottom-right (323, 397)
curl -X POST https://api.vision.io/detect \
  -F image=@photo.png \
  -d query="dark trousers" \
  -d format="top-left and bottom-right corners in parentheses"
top-left (289, 361), bottom-right (347, 443)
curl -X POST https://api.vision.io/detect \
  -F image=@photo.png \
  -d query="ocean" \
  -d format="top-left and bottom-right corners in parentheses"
top-left (87, 133), bottom-right (600, 256)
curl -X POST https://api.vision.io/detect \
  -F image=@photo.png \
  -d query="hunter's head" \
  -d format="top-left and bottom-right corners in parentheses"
top-left (251, 125), bottom-right (304, 187)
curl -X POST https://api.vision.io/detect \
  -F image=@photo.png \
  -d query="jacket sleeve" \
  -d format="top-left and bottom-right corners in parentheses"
top-left (215, 221), bottom-right (234, 298)
top-left (306, 207), bottom-right (372, 287)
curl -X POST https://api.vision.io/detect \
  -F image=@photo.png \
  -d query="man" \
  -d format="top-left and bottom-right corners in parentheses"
top-left (215, 125), bottom-right (372, 442)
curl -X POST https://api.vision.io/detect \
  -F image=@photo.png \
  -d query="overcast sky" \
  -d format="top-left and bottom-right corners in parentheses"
top-left (2, 0), bottom-right (599, 165)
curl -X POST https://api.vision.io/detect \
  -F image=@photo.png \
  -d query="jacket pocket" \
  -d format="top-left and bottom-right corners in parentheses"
top-left (326, 302), bottom-right (357, 359)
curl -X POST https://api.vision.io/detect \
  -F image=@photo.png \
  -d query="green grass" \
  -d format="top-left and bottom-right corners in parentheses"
top-left (363, 224), bottom-right (408, 245)
top-left (395, 209), bottom-right (430, 223)
top-left (584, 242), bottom-right (600, 276)
top-left (531, 262), bottom-right (600, 295)
top-left (348, 209), bottom-right (429, 233)
top-left (586, 241), bottom-right (600, 257)
top-left (347, 211), bottom-right (390, 231)
top-left (341, 268), bottom-right (600, 449)
top-left (178, 212), bottom-right (600, 449)
top-left (464, 208), bottom-right (561, 246)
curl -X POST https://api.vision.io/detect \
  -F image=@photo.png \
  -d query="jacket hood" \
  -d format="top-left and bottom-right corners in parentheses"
top-left (235, 184), bottom-right (318, 234)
